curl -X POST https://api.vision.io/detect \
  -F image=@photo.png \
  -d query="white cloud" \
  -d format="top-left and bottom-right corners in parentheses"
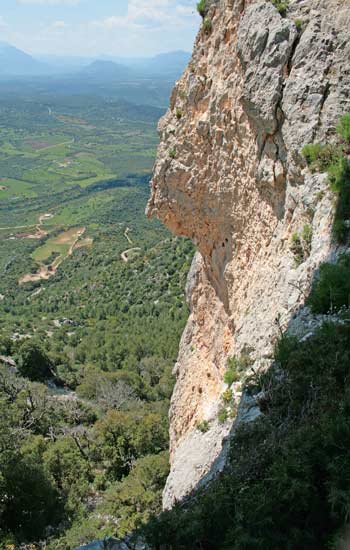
top-left (9, 0), bottom-right (199, 58)
top-left (91, 0), bottom-right (198, 31)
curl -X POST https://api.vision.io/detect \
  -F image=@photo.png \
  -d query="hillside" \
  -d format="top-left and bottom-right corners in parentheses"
top-left (0, 42), bottom-right (48, 76)
top-left (2, 0), bottom-right (350, 548)
top-left (0, 77), bottom-right (193, 548)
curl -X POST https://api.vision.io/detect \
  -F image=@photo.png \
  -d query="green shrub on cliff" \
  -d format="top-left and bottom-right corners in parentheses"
top-left (197, 0), bottom-right (208, 18)
top-left (336, 113), bottom-right (350, 143)
top-left (143, 319), bottom-right (350, 549)
top-left (302, 114), bottom-right (350, 244)
top-left (290, 224), bottom-right (313, 265)
top-left (302, 142), bottom-right (339, 172)
top-left (223, 357), bottom-right (240, 386)
top-left (328, 156), bottom-right (350, 243)
top-left (270, 0), bottom-right (289, 16)
top-left (308, 254), bottom-right (350, 313)
top-left (203, 17), bottom-right (212, 34)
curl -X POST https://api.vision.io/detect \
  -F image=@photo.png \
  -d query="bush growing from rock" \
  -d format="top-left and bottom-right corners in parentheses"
top-left (197, 0), bottom-right (208, 18)
top-left (271, 0), bottom-right (289, 16)
top-left (203, 17), bottom-right (212, 34)
top-left (197, 420), bottom-right (209, 433)
top-left (308, 254), bottom-right (350, 313)
top-left (336, 114), bottom-right (350, 143)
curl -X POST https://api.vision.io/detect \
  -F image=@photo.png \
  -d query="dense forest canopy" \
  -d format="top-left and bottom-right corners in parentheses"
top-left (0, 77), bottom-right (193, 549)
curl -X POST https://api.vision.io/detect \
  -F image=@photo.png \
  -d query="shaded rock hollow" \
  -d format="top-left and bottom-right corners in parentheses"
top-left (147, 0), bottom-right (350, 508)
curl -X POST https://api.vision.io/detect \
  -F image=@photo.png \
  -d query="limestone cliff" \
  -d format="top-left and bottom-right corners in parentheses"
top-left (147, 0), bottom-right (350, 508)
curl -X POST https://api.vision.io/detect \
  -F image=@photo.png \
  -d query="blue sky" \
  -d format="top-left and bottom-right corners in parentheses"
top-left (0, 0), bottom-right (200, 57)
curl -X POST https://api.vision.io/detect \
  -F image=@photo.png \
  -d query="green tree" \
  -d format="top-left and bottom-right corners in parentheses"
top-left (0, 430), bottom-right (61, 543)
top-left (94, 409), bottom-right (168, 480)
top-left (101, 452), bottom-right (169, 537)
top-left (16, 341), bottom-right (53, 382)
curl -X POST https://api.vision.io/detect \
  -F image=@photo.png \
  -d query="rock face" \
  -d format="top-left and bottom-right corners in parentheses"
top-left (147, 0), bottom-right (350, 508)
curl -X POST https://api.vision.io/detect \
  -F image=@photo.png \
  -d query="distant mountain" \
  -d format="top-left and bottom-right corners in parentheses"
top-left (36, 54), bottom-right (94, 73)
top-left (141, 51), bottom-right (191, 75)
top-left (0, 46), bottom-right (191, 81)
top-left (97, 51), bottom-right (191, 78)
top-left (80, 60), bottom-right (132, 79)
top-left (0, 42), bottom-right (48, 76)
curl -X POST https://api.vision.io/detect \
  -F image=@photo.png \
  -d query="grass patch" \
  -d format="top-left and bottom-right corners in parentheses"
top-left (224, 357), bottom-right (240, 386)
top-left (217, 408), bottom-right (228, 424)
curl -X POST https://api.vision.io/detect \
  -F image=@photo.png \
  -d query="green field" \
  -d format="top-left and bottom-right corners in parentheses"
top-left (32, 227), bottom-right (84, 262)
top-left (0, 177), bottom-right (37, 198)
top-left (0, 93), bottom-right (161, 203)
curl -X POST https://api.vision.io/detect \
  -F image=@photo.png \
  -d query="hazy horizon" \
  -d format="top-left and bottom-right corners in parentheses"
top-left (0, 0), bottom-right (200, 57)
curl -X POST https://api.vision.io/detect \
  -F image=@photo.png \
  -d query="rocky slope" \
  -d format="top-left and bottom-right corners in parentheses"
top-left (147, 0), bottom-right (350, 508)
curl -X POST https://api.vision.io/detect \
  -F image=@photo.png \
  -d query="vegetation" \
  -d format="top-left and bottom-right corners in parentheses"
top-left (290, 224), bottom-right (313, 265)
top-left (302, 114), bottom-right (350, 244)
top-left (203, 17), bottom-right (212, 34)
top-left (224, 353), bottom-right (252, 386)
top-left (270, 0), bottom-right (289, 16)
top-left (222, 388), bottom-right (233, 404)
top-left (196, 420), bottom-right (210, 433)
top-left (0, 82), bottom-right (194, 548)
top-left (336, 113), bottom-right (350, 142)
top-left (16, 341), bottom-right (53, 382)
top-left (217, 407), bottom-right (228, 424)
top-left (0, 224), bottom-right (193, 547)
top-left (302, 143), bottom-right (339, 173)
top-left (223, 357), bottom-right (240, 386)
top-left (294, 18), bottom-right (303, 32)
top-left (0, 94), bottom-right (161, 204)
top-left (308, 254), bottom-right (350, 313)
top-left (329, 157), bottom-right (350, 243)
top-left (143, 306), bottom-right (350, 549)
top-left (197, 0), bottom-right (208, 18)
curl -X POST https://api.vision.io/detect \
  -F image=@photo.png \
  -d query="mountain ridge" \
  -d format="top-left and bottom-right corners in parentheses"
top-left (0, 43), bottom-right (191, 78)
top-left (0, 41), bottom-right (49, 75)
